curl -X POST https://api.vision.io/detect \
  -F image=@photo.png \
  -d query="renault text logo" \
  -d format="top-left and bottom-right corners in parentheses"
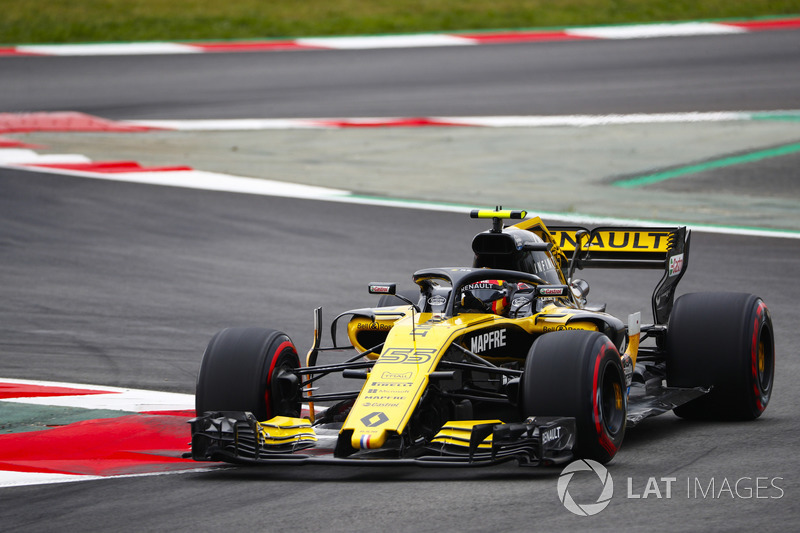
top-left (360, 411), bottom-right (389, 428)
top-left (557, 459), bottom-right (614, 516)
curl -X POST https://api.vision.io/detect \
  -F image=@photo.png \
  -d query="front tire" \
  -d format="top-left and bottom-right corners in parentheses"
top-left (666, 292), bottom-right (774, 420)
top-left (521, 331), bottom-right (626, 464)
top-left (195, 327), bottom-right (301, 420)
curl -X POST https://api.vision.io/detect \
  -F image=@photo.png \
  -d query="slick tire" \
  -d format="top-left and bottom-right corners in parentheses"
top-left (195, 327), bottom-right (301, 420)
top-left (522, 331), bottom-right (626, 464)
top-left (666, 292), bottom-right (774, 420)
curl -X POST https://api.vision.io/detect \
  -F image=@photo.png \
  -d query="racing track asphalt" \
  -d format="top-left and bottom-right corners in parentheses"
top-left (1, 30), bottom-right (799, 118)
top-left (3, 29), bottom-right (800, 233)
top-left (2, 25), bottom-right (800, 530)
top-left (1, 167), bottom-right (799, 531)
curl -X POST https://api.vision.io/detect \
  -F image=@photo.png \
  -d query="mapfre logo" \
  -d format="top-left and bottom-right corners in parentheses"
top-left (557, 459), bottom-right (614, 516)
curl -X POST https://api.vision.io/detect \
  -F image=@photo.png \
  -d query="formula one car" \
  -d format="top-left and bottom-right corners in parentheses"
top-left (190, 210), bottom-right (774, 466)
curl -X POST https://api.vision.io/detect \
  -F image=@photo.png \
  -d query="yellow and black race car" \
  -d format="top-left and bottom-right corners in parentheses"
top-left (190, 210), bottom-right (774, 466)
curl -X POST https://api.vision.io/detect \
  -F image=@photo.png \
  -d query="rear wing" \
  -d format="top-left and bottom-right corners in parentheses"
top-left (513, 217), bottom-right (691, 324)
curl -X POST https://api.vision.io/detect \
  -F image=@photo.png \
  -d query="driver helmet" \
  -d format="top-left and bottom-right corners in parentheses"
top-left (461, 279), bottom-right (509, 315)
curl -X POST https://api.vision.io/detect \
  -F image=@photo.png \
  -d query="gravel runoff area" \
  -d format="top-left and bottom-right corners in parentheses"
top-left (10, 118), bottom-right (800, 231)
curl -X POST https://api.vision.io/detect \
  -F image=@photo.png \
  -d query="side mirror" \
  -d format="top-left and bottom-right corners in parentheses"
top-left (369, 282), bottom-right (419, 309)
top-left (567, 229), bottom-right (590, 282)
top-left (368, 282), bottom-right (397, 295)
top-left (570, 278), bottom-right (590, 306)
top-left (535, 285), bottom-right (570, 298)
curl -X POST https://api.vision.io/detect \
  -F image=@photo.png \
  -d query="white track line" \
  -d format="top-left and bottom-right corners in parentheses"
top-left (0, 467), bottom-right (223, 489)
top-left (127, 118), bottom-right (333, 130)
top-left (0, 159), bottom-right (350, 200)
top-left (0, 472), bottom-right (106, 488)
top-left (123, 111), bottom-right (768, 130)
top-left (17, 42), bottom-right (201, 56)
top-left (296, 34), bottom-right (476, 49)
top-left (0, 377), bottom-right (193, 412)
top-left (566, 22), bottom-right (746, 39)
top-left (0, 149), bottom-right (91, 164)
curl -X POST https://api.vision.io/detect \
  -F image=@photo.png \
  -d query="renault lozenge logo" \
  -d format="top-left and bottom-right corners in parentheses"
top-left (360, 411), bottom-right (389, 428)
top-left (557, 459), bottom-right (614, 516)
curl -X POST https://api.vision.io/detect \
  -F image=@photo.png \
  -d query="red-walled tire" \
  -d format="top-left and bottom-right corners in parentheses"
top-left (195, 327), bottom-right (301, 421)
top-left (521, 331), bottom-right (626, 464)
top-left (666, 292), bottom-right (774, 420)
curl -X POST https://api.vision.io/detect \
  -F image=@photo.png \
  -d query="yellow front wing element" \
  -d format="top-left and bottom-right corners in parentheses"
top-left (431, 420), bottom-right (503, 449)
top-left (256, 416), bottom-right (317, 446)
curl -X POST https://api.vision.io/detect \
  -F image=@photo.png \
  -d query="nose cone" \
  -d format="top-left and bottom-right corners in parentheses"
top-left (343, 320), bottom-right (445, 451)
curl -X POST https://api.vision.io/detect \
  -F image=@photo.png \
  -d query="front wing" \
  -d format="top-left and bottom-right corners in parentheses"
top-left (190, 412), bottom-right (576, 467)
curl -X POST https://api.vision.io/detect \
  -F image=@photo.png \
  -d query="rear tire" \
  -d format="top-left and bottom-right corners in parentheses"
top-left (666, 292), bottom-right (774, 420)
top-left (521, 331), bottom-right (626, 464)
top-left (195, 327), bottom-right (301, 420)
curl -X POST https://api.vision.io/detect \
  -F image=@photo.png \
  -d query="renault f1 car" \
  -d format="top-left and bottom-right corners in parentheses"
top-left (190, 210), bottom-right (774, 466)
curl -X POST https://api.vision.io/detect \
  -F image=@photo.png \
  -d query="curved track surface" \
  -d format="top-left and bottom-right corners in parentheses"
top-left (1, 167), bottom-right (799, 530)
top-left (2, 29), bottom-right (800, 530)
top-left (1, 30), bottom-right (799, 118)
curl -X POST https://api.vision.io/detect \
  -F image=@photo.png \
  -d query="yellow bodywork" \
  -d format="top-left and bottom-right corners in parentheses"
top-left (511, 215), bottom-right (674, 272)
top-left (336, 214), bottom-right (653, 452)
top-left (344, 312), bottom-right (462, 450)
top-left (347, 309), bottom-right (408, 357)
top-left (546, 228), bottom-right (673, 253)
top-left (343, 307), bottom-right (599, 450)
top-left (431, 420), bottom-right (503, 449)
top-left (256, 416), bottom-right (317, 446)
top-left (625, 311), bottom-right (641, 367)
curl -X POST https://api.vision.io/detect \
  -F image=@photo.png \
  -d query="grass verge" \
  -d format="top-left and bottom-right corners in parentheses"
top-left (2, 0), bottom-right (799, 45)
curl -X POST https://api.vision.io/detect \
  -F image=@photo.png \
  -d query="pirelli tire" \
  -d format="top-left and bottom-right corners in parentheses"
top-left (666, 292), bottom-right (774, 420)
top-left (521, 330), bottom-right (626, 464)
top-left (195, 327), bottom-right (301, 421)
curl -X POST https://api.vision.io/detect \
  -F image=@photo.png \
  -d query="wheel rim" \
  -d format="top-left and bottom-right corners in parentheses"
top-left (270, 355), bottom-right (301, 417)
top-left (756, 324), bottom-right (774, 393)
top-left (599, 362), bottom-right (625, 437)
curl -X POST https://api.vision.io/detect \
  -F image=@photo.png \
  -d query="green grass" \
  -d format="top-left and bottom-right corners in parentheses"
top-left (2, 0), bottom-right (798, 45)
